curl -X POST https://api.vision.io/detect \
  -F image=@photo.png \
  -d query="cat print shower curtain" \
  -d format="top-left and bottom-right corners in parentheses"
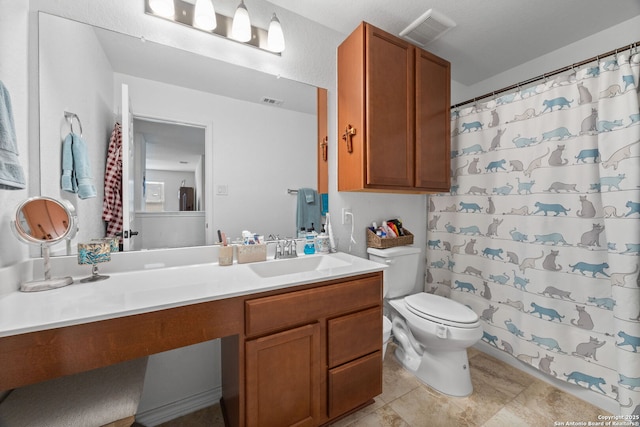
top-left (426, 50), bottom-right (640, 414)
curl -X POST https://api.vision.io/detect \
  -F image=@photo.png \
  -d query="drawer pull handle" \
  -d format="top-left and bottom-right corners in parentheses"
top-left (342, 125), bottom-right (356, 153)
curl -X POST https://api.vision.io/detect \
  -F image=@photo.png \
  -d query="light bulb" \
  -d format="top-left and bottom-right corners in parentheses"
top-left (231, 1), bottom-right (252, 42)
top-left (194, 0), bottom-right (217, 31)
top-left (268, 13), bottom-right (285, 53)
top-left (149, 0), bottom-right (175, 18)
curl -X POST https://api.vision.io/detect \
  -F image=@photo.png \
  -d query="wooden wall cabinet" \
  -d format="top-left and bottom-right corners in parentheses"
top-left (317, 87), bottom-right (328, 195)
top-left (241, 273), bottom-right (383, 426)
top-left (337, 22), bottom-right (451, 193)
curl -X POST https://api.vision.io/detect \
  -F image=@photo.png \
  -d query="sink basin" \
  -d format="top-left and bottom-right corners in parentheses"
top-left (248, 254), bottom-right (351, 278)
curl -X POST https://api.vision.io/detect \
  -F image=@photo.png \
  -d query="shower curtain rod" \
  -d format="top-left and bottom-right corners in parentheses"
top-left (451, 39), bottom-right (640, 110)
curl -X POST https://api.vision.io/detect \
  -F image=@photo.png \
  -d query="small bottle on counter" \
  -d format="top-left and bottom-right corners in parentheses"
top-left (304, 224), bottom-right (316, 254)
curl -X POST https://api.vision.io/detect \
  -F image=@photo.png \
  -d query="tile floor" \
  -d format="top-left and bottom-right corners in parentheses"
top-left (151, 343), bottom-right (610, 427)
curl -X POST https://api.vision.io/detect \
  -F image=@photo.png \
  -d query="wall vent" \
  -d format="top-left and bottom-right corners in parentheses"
top-left (260, 96), bottom-right (284, 106)
top-left (399, 9), bottom-right (456, 47)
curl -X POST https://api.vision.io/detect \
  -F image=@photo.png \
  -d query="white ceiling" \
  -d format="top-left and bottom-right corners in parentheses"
top-left (269, 0), bottom-right (640, 86)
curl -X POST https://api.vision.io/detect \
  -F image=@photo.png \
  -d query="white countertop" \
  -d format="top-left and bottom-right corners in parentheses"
top-left (0, 251), bottom-right (384, 338)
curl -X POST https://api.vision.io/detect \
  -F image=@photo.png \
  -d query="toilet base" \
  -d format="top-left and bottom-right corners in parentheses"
top-left (394, 346), bottom-right (473, 397)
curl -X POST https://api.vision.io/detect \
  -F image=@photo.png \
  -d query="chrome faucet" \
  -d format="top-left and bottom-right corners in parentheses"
top-left (266, 235), bottom-right (298, 259)
top-left (275, 238), bottom-right (298, 259)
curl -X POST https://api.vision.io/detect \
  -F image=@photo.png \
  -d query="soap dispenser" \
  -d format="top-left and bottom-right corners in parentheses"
top-left (316, 224), bottom-right (330, 254)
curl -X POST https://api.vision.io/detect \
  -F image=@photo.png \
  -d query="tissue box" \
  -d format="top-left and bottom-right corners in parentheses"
top-left (237, 244), bottom-right (267, 264)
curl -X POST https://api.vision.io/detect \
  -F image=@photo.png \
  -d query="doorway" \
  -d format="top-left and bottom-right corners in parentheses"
top-left (131, 117), bottom-right (212, 249)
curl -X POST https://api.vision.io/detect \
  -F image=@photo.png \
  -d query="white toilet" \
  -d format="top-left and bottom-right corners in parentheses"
top-left (368, 246), bottom-right (483, 397)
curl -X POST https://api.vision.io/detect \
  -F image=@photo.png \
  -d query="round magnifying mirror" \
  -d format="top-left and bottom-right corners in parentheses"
top-left (13, 196), bottom-right (77, 245)
top-left (11, 196), bottom-right (78, 292)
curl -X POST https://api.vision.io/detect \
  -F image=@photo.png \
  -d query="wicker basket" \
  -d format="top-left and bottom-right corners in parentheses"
top-left (366, 228), bottom-right (414, 249)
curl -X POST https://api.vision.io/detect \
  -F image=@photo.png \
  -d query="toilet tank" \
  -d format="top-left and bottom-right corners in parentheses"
top-left (367, 246), bottom-right (422, 299)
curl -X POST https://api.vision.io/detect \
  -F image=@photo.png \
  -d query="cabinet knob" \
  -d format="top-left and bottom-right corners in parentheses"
top-left (341, 125), bottom-right (356, 153)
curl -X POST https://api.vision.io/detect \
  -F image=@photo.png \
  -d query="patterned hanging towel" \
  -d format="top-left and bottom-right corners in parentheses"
top-left (102, 123), bottom-right (123, 237)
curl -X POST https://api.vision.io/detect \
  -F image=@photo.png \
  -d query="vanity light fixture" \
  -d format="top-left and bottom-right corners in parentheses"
top-left (193, 0), bottom-right (216, 31)
top-left (149, 0), bottom-right (175, 18)
top-left (267, 13), bottom-right (285, 53)
top-left (231, 0), bottom-right (251, 42)
top-left (144, 0), bottom-right (285, 55)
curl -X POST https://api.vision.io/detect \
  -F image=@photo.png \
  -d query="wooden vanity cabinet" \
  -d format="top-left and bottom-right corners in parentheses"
top-left (242, 272), bottom-right (383, 426)
top-left (337, 22), bottom-right (451, 193)
top-left (245, 323), bottom-right (321, 427)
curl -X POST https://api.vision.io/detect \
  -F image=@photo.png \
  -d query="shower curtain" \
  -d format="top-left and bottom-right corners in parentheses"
top-left (426, 50), bottom-right (640, 414)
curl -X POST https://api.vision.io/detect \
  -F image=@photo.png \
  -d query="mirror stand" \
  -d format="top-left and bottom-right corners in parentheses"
top-left (12, 196), bottom-right (78, 293)
top-left (22, 245), bottom-right (73, 292)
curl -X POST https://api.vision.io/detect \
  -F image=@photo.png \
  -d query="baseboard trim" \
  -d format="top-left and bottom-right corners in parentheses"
top-left (135, 387), bottom-right (221, 426)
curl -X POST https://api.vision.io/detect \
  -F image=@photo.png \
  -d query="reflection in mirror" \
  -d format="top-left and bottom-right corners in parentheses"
top-left (134, 118), bottom-right (205, 213)
top-left (38, 12), bottom-right (319, 254)
top-left (11, 197), bottom-right (78, 292)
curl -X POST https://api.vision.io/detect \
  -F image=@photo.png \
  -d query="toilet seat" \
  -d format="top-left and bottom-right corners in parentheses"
top-left (404, 293), bottom-right (479, 329)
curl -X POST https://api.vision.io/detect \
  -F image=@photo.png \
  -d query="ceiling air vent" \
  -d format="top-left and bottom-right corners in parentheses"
top-left (399, 8), bottom-right (456, 47)
top-left (260, 96), bottom-right (284, 107)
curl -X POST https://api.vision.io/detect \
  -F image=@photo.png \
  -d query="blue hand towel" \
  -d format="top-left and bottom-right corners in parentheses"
top-left (320, 193), bottom-right (329, 216)
top-left (61, 132), bottom-right (96, 199)
top-left (296, 188), bottom-right (322, 232)
top-left (0, 80), bottom-right (26, 190)
top-left (61, 133), bottom-right (74, 192)
top-left (71, 132), bottom-right (96, 199)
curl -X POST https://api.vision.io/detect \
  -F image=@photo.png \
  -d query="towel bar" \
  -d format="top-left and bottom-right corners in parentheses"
top-left (64, 111), bottom-right (83, 136)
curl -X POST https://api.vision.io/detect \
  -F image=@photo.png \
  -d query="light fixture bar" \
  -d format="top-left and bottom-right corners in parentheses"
top-left (144, 0), bottom-right (280, 55)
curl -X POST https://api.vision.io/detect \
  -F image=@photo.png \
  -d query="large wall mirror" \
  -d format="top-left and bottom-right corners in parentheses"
top-left (38, 12), bottom-right (322, 254)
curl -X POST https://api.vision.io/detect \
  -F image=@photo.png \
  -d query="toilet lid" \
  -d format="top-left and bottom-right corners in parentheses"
top-left (405, 293), bottom-right (479, 328)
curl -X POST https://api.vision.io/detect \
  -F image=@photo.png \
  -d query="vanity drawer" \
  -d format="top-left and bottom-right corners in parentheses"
top-left (245, 273), bottom-right (381, 337)
top-left (328, 351), bottom-right (382, 419)
top-left (328, 306), bottom-right (382, 368)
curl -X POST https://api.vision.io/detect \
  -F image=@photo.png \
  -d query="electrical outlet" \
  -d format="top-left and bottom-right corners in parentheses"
top-left (342, 208), bottom-right (352, 225)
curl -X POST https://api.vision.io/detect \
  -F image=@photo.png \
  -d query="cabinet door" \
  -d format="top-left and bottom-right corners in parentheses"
top-left (415, 48), bottom-right (451, 191)
top-left (245, 323), bottom-right (321, 427)
top-left (366, 25), bottom-right (415, 188)
top-left (337, 23), bottom-right (366, 191)
top-left (317, 87), bottom-right (328, 194)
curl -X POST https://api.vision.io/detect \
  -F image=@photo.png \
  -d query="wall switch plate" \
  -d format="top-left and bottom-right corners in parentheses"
top-left (216, 185), bottom-right (228, 195)
top-left (342, 207), bottom-right (352, 224)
